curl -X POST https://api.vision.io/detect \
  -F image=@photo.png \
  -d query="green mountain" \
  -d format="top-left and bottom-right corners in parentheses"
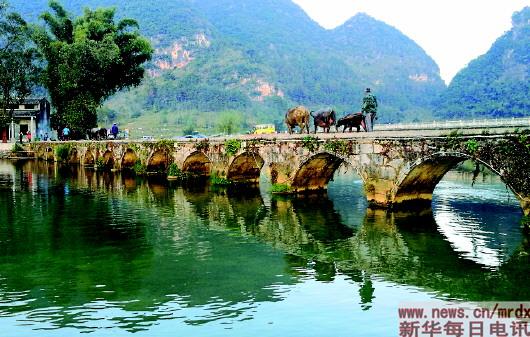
top-left (434, 6), bottom-right (530, 119)
top-left (10, 0), bottom-right (446, 135)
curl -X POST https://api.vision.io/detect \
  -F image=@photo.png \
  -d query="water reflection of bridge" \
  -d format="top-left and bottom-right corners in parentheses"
top-left (0, 161), bottom-right (529, 331)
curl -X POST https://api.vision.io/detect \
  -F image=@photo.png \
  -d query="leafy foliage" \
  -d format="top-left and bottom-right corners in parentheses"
top-left (194, 139), bottom-right (209, 151)
top-left (271, 183), bottom-right (291, 194)
top-left (167, 162), bottom-right (179, 176)
top-left (224, 139), bottom-right (241, 157)
top-left (210, 173), bottom-right (231, 186)
top-left (11, 142), bottom-right (23, 152)
top-left (301, 136), bottom-right (319, 152)
top-left (132, 159), bottom-right (146, 175)
top-left (324, 139), bottom-right (351, 156)
top-left (31, 1), bottom-right (153, 134)
top-left (0, 1), bottom-right (41, 126)
top-left (54, 143), bottom-right (70, 161)
top-left (95, 156), bottom-right (105, 169)
top-left (465, 139), bottom-right (479, 154)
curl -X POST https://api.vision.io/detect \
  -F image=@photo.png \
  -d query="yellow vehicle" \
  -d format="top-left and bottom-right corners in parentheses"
top-left (253, 124), bottom-right (276, 134)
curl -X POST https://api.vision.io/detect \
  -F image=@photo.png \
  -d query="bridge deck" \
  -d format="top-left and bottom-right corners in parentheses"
top-left (191, 126), bottom-right (523, 143)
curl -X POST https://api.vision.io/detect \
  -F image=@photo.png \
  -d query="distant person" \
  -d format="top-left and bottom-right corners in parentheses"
top-left (44, 133), bottom-right (48, 141)
top-left (361, 87), bottom-right (378, 132)
top-left (26, 130), bottom-right (31, 142)
top-left (19, 131), bottom-right (23, 143)
top-left (62, 126), bottom-right (70, 141)
top-left (111, 123), bottom-right (118, 139)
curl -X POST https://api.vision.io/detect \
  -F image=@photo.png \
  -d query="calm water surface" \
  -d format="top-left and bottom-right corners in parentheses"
top-left (0, 160), bottom-right (528, 337)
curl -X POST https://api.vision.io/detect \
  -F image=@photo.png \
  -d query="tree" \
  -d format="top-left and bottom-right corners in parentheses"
top-left (0, 1), bottom-right (41, 130)
top-left (216, 110), bottom-right (243, 135)
top-left (33, 1), bottom-right (153, 134)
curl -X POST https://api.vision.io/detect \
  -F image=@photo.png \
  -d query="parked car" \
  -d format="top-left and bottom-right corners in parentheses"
top-left (174, 133), bottom-right (208, 140)
top-left (252, 124), bottom-right (276, 134)
top-left (141, 135), bottom-right (155, 141)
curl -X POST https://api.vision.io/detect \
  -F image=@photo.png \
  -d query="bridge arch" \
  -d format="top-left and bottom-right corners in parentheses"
top-left (68, 148), bottom-right (79, 164)
top-left (102, 150), bottom-right (114, 169)
top-left (227, 152), bottom-right (264, 183)
top-left (182, 151), bottom-right (211, 177)
top-left (393, 151), bottom-right (518, 207)
top-left (121, 149), bottom-right (138, 170)
top-left (291, 152), bottom-right (344, 192)
top-left (84, 150), bottom-right (95, 166)
top-left (45, 147), bottom-right (54, 162)
top-left (147, 149), bottom-right (169, 173)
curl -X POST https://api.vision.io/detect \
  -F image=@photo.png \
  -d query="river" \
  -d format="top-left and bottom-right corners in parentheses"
top-left (0, 160), bottom-right (528, 336)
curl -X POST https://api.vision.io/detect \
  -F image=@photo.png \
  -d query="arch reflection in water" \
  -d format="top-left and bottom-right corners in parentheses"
top-left (0, 160), bottom-right (528, 336)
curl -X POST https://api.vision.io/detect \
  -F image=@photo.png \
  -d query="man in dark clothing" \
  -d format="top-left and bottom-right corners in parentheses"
top-left (361, 88), bottom-right (378, 132)
top-left (111, 123), bottom-right (118, 139)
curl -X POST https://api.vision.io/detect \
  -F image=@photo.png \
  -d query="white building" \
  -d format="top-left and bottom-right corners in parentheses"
top-left (5, 98), bottom-right (51, 141)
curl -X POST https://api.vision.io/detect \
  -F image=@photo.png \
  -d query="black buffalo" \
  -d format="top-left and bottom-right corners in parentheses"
top-left (337, 112), bottom-right (366, 132)
top-left (310, 108), bottom-right (336, 133)
top-left (87, 127), bottom-right (108, 140)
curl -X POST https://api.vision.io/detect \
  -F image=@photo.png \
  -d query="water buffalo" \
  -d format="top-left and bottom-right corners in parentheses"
top-left (337, 112), bottom-right (366, 132)
top-left (285, 106), bottom-right (310, 134)
top-left (87, 127), bottom-right (107, 140)
top-left (311, 108), bottom-right (336, 133)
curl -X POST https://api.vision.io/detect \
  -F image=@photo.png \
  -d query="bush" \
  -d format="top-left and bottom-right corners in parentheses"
top-left (133, 160), bottom-right (146, 175)
top-left (11, 143), bottom-right (23, 152)
top-left (465, 139), bottom-right (479, 154)
top-left (271, 183), bottom-right (291, 193)
top-left (224, 139), bottom-right (241, 156)
top-left (167, 163), bottom-right (180, 176)
top-left (210, 174), bottom-right (232, 186)
top-left (55, 144), bottom-right (71, 162)
top-left (301, 136), bottom-right (319, 152)
top-left (95, 157), bottom-right (105, 170)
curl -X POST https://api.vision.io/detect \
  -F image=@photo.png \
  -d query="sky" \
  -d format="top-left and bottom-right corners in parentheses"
top-left (291, 0), bottom-right (530, 84)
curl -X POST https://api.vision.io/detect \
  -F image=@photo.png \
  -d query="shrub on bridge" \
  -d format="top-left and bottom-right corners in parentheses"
top-left (195, 139), bottom-right (209, 151)
top-left (324, 139), bottom-right (351, 156)
top-left (465, 139), bottom-right (479, 154)
top-left (55, 144), bottom-right (71, 162)
top-left (224, 139), bottom-right (241, 157)
top-left (301, 136), bottom-right (319, 153)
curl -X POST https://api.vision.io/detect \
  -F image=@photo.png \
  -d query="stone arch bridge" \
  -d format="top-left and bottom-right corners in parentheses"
top-left (31, 132), bottom-right (530, 215)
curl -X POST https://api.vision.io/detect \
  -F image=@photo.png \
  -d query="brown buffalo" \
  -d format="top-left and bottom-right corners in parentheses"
top-left (337, 112), bottom-right (366, 132)
top-left (285, 106), bottom-right (310, 134)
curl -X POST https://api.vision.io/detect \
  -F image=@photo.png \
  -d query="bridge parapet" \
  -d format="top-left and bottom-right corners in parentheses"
top-left (30, 131), bottom-right (530, 216)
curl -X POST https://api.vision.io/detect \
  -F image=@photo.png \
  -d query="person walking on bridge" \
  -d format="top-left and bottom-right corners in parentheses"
top-left (361, 87), bottom-right (378, 132)
top-left (111, 123), bottom-right (119, 139)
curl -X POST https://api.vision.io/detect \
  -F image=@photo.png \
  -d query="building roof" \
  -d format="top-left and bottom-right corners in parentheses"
top-left (12, 98), bottom-right (49, 119)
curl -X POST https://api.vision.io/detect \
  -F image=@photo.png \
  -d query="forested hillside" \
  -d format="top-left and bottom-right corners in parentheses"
top-left (11, 0), bottom-right (447, 135)
top-left (434, 7), bottom-right (530, 119)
